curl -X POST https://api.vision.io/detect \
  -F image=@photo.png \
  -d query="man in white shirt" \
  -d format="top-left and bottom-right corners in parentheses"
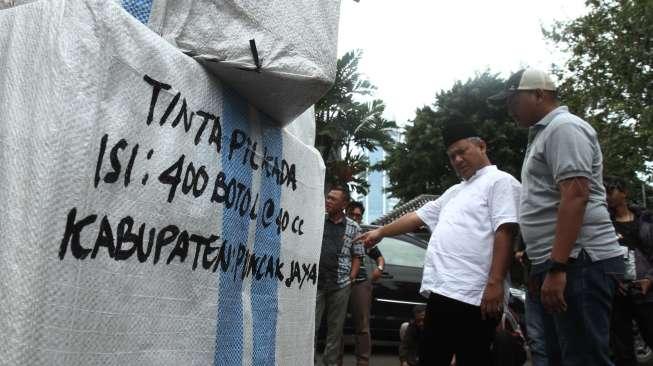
top-left (356, 122), bottom-right (521, 366)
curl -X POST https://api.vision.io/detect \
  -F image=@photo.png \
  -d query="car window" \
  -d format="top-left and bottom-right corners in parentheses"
top-left (376, 237), bottom-right (426, 268)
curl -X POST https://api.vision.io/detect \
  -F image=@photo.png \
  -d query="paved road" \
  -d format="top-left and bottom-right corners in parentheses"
top-left (337, 345), bottom-right (399, 366)
top-left (338, 345), bottom-right (531, 366)
top-left (336, 345), bottom-right (653, 366)
top-left (340, 347), bottom-right (528, 366)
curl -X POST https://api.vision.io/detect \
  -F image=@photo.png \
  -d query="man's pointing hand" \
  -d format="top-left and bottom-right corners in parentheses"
top-left (354, 228), bottom-right (383, 248)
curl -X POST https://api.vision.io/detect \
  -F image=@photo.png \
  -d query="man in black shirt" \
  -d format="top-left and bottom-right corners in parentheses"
top-left (399, 305), bottom-right (426, 366)
top-left (316, 187), bottom-right (364, 366)
top-left (605, 177), bottom-right (653, 365)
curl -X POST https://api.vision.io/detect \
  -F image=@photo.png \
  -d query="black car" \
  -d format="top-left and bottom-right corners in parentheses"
top-left (354, 225), bottom-right (429, 343)
top-left (343, 224), bottom-right (526, 344)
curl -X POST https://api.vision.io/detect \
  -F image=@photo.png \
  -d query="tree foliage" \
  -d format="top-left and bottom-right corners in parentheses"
top-left (544, 0), bottom-right (653, 185)
top-left (381, 1), bottom-right (653, 204)
top-left (315, 50), bottom-right (397, 195)
top-left (382, 72), bottom-right (528, 202)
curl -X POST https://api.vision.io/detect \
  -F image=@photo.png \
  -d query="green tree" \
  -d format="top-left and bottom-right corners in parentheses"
top-left (316, 50), bottom-right (397, 195)
top-left (382, 72), bottom-right (527, 202)
top-left (544, 0), bottom-right (653, 188)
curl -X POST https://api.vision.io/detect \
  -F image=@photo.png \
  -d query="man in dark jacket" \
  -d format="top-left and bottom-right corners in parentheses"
top-left (605, 177), bottom-right (653, 365)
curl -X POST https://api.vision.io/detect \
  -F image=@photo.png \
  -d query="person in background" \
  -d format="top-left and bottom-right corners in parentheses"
top-left (356, 121), bottom-right (521, 366)
top-left (604, 177), bottom-right (653, 366)
top-left (315, 186), bottom-right (364, 366)
top-left (340, 201), bottom-right (385, 366)
top-left (492, 307), bottom-right (528, 366)
top-left (347, 201), bottom-right (365, 225)
top-left (399, 305), bottom-right (426, 366)
top-left (490, 68), bottom-right (624, 365)
top-left (514, 235), bottom-right (554, 366)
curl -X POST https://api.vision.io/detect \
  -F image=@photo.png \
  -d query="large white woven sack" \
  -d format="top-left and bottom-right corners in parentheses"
top-left (284, 106), bottom-right (316, 148)
top-left (118, 0), bottom-right (340, 127)
top-left (0, 0), bottom-right (29, 8)
top-left (0, 1), bottom-right (325, 365)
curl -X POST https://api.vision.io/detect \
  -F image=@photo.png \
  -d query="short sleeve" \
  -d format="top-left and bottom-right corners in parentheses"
top-left (489, 175), bottom-right (521, 232)
top-left (415, 197), bottom-right (443, 233)
top-left (350, 224), bottom-right (364, 258)
top-left (545, 121), bottom-right (595, 183)
top-left (352, 241), bottom-right (364, 258)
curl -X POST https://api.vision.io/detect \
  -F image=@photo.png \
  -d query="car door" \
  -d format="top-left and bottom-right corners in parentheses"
top-left (370, 235), bottom-right (427, 342)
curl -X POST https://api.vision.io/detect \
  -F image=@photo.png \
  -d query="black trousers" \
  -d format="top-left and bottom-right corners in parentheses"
top-left (611, 294), bottom-right (653, 366)
top-left (419, 292), bottom-right (498, 366)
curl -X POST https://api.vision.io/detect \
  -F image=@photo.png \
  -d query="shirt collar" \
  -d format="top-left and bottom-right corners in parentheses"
top-left (533, 106), bottom-right (568, 129)
top-left (326, 214), bottom-right (347, 226)
top-left (464, 164), bottom-right (496, 182)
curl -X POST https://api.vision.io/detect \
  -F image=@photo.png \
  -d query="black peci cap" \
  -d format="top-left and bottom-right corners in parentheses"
top-left (442, 121), bottom-right (479, 148)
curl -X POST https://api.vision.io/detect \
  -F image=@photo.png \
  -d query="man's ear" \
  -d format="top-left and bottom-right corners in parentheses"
top-left (479, 139), bottom-right (487, 153)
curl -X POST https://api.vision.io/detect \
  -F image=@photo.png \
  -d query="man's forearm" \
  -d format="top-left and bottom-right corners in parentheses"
top-left (379, 212), bottom-right (424, 238)
top-left (551, 178), bottom-right (589, 263)
top-left (350, 256), bottom-right (361, 279)
top-left (488, 224), bottom-right (517, 284)
top-left (645, 268), bottom-right (653, 282)
top-left (376, 256), bottom-right (385, 268)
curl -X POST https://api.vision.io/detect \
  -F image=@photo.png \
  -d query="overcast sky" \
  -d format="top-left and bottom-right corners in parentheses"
top-left (337, 0), bottom-right (587, 125)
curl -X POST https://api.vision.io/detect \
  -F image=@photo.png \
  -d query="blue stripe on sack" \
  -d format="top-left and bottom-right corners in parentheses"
top-left (121, 0), bottom-right (153, 24)
top-left (214, 89), bottom-right (251, 366)
top-left (251, 116), bottom-right (283, 365)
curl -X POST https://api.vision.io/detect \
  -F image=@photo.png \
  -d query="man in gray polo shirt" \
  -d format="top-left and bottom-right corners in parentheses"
top-left (490, 69), bottom-right (624, 365)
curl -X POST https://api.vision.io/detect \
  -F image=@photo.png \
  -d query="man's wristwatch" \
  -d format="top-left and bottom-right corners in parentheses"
top-left (548, 260), bottom-right (568, 273)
